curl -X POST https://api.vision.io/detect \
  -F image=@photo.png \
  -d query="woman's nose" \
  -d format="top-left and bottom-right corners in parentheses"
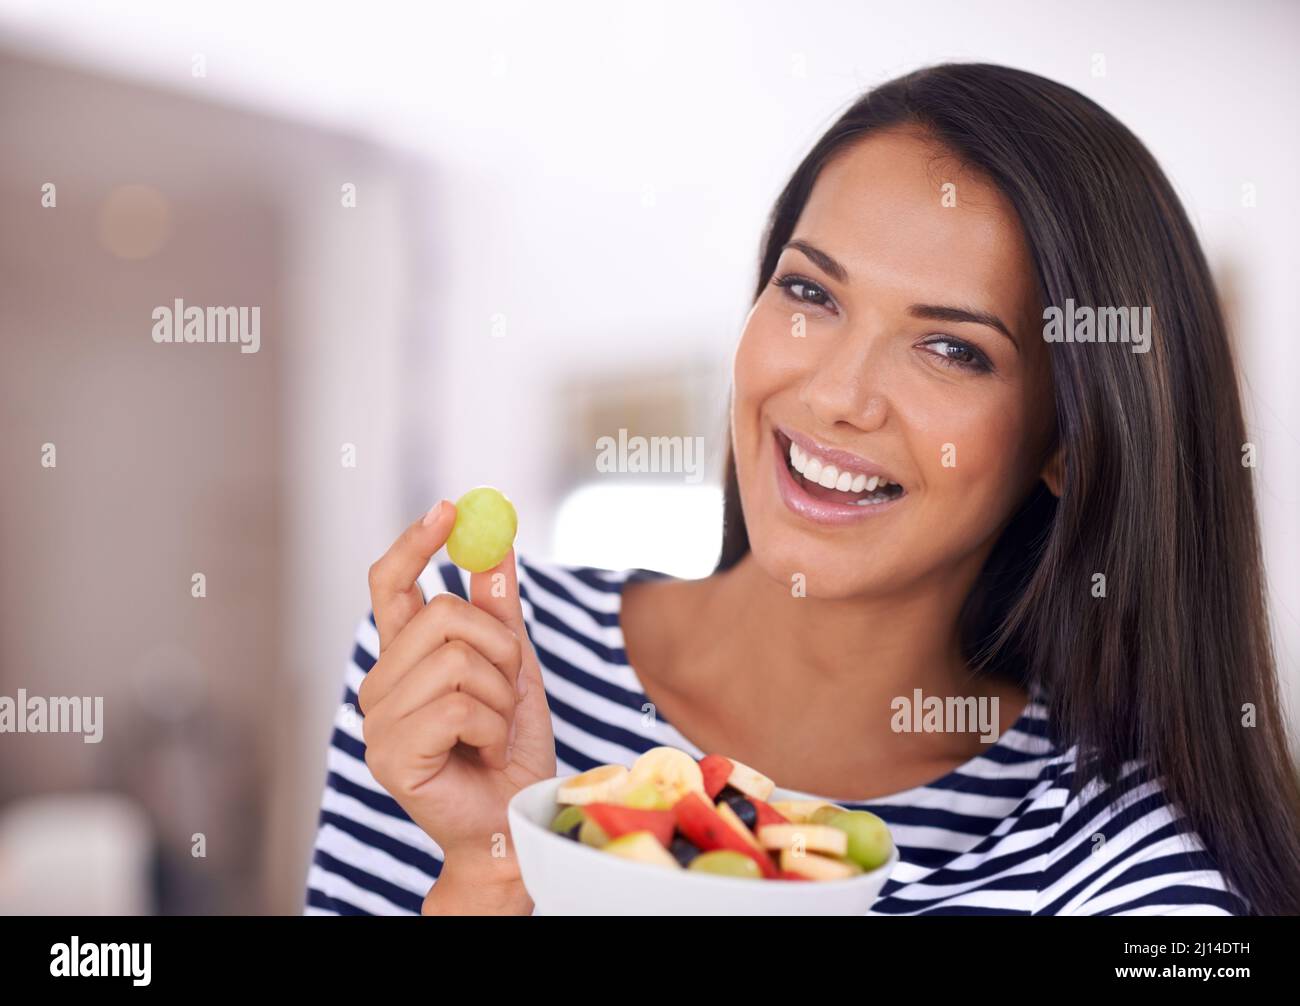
top-left (798, 329), bottom-right (890, 432)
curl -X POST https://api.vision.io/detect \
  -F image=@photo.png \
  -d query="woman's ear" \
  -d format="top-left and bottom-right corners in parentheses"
top-left (1040, 445), bottom-right (1064, 497)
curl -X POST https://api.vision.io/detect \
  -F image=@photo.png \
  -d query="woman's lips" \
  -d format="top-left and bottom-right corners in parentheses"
top-left (772, 430), bottom-right (906, 526)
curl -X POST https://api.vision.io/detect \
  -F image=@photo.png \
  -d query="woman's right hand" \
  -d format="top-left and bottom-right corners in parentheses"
top-left (357, 500), bottom-right (557, 913)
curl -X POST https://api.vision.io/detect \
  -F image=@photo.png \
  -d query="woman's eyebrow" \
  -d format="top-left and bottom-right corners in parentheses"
top-left (783, 239), bottom-right (848, 284)
top-left (909, 304), bottom-right (1019, 350)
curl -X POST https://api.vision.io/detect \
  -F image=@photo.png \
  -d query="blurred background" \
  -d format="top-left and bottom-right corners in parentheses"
top-left (0, 0), bottom-right (1296, 914)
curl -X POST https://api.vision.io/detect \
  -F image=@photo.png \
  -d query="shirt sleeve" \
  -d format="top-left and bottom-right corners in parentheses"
top-left (1069, 832), bottom-right (1245, 915)
top-left (303, 595), bottom-right (455, 915)
top-left (1035, 762), bottom-right (1248, 916)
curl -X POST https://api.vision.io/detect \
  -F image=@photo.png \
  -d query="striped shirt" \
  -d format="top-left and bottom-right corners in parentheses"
top-left (306, 556), bottom-right (1247, 915)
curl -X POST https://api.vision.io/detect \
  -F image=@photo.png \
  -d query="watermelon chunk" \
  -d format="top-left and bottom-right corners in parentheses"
top-left (582, 803), bottom-right (675, 846)
top-left (698, 754), bottom-right (734, 800)
top-left (750, 796), bottom-right (790, 830)
top-left (673, 792), bottom-right (777, 878)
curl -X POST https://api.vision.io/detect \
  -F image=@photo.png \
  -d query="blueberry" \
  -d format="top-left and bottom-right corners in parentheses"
top-left (722, 793), bottom-right (758, 829)
top-left (669, 835), bottom-right (702, 867)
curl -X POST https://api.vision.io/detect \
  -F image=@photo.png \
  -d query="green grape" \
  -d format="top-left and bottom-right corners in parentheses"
top-left (549, 805), bottom-right (585, 834)
top-left (620, 782), bottom-right (672, 810)
top-left (819, 809), bottom-right (893, 870)
top-left (578, 817), bottom-right (609, 849)
top-left (688, 850), bottom-right (762, 879)
top-left (446, 486), bottom-right (518, 573)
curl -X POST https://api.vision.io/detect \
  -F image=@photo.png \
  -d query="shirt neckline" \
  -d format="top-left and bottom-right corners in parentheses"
top-left (612, 564), bottom-right (1045, 806)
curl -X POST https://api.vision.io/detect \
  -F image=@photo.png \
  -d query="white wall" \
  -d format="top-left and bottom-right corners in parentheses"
top-left (0, 46), bottom-right (428, 911)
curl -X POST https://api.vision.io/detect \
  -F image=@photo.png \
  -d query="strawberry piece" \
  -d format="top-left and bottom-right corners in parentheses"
top-left (673, 792), bottom-right (777, 878)
top-left (582, 803), bottom-right (675, 846)
top-left (698, 754), bottom-right (734, 800)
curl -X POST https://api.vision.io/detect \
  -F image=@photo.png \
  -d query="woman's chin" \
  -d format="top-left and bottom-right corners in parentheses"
top-left (741, 532), bottom-right (891, 600)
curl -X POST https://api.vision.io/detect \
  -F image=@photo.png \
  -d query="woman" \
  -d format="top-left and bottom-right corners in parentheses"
top-left (306, 63), bottom-right (1300, 915)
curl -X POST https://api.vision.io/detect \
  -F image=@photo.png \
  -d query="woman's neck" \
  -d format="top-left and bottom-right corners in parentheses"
top-left (629, 549), bottom-right (1027, 800)
top-left (717, 550), bottom-right (981, 703)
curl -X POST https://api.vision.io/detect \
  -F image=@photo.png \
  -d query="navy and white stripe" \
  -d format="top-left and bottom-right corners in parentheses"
top-left (306, 556), bottom-right (1247, 916)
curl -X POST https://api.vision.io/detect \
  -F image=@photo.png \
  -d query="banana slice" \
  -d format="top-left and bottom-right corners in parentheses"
top-left (725, 758), bottom-right (776, 801)
top-left (603, 831), bottom-right (680, 869)
top-left (757, 823), bottom-right (849, 857)
top-left (626, 746), bottom-right (706, 804)
top-left (556, 763), bottom-right (629, 805)
top-left (769, 799), bottom-right (838, 823)
top-left (779, 849), bottom-right (863, 881)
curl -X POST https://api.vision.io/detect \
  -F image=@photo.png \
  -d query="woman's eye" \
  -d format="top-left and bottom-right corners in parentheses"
top-left (920, 336), bottom-right (993, 373)
top-left (771, 274), bottom-right (834, 309)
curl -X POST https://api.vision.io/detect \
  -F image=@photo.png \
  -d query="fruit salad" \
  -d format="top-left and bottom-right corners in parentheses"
top-left (547, 747), bottom-right (893, 881)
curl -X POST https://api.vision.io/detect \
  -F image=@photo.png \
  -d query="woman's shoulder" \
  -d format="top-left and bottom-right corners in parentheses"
top-left (1029, 749), bottom-right (1249, 915)
top-left (409, 552), bottom-right (643, 626)
top-left (392, 552), bottom-right (663, 668)
top-left (347, 554), bottom-right (636, 668)
top-left (347, 552), bottom-right (661, 693)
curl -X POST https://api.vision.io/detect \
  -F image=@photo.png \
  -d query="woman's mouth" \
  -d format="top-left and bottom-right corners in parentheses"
top-left (772, 428), bottom-right (907, 525)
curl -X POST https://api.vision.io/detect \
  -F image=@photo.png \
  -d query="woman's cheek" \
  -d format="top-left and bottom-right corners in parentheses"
top-left (952, 450), bottom-right (1034, 543)
top-left (907, 394), bottom-right (1027, 499)
top-left (736, 310), bottom-right (804, 395)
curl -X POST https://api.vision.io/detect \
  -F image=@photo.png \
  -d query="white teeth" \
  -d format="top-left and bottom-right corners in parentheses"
top-left (785, 434), bottom-right (899, 494)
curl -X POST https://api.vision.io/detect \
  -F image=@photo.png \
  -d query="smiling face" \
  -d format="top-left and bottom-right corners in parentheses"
top-left (731, 126), bottom-right (1057, 599)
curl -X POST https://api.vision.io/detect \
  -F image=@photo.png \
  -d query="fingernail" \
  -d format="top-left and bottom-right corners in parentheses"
top-left (507, 716), bottom-right (517, 748)
top-left (505, 744), bottom-right (514, 764)
top-left (421, 501), bottom-right (445, 526)
top-left (516, 671), bottom-right (528, 699)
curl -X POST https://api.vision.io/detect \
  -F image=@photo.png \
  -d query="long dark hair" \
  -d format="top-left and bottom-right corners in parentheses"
top-left (716, 63), bottom-right (1300, 914)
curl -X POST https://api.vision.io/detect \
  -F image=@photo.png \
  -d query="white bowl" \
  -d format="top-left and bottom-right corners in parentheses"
top-left (507, 776), bottom-right (899, 915)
